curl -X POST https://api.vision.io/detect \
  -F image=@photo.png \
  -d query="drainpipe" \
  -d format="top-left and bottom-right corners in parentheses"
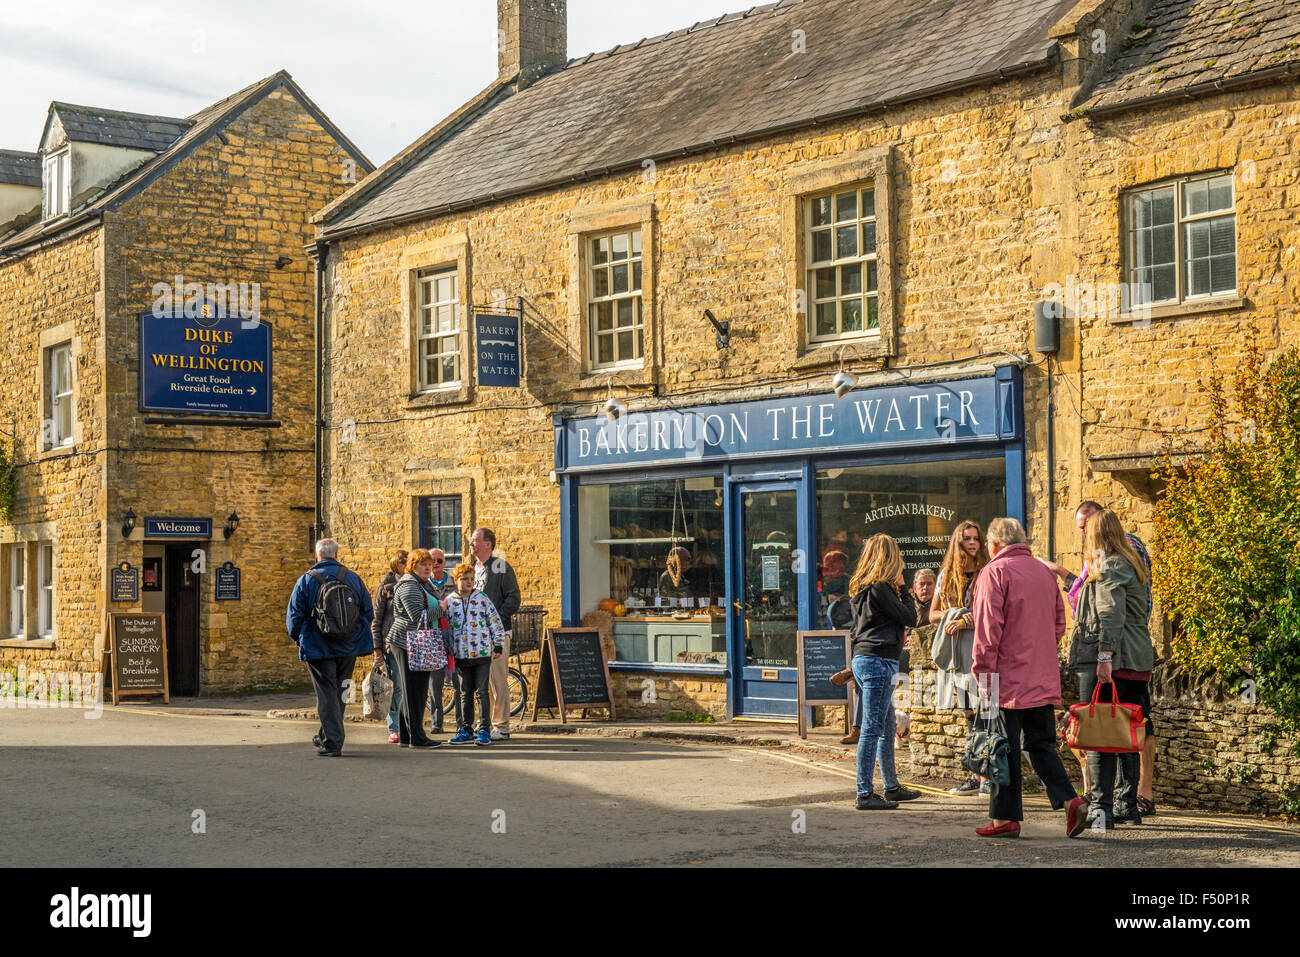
top-left (313, 242), bottom-right (328, 543)
top-left (1046, 359), bottom-right (1055, 563)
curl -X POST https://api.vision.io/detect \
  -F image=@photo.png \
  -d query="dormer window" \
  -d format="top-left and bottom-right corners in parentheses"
top-left (43, 151), bottom-right (69, 219)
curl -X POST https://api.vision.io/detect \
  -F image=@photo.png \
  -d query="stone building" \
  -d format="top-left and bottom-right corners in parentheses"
top-left (313, 0), bottom-right (1298, 808)
top-left (0, 71), bottom-right (371, 695)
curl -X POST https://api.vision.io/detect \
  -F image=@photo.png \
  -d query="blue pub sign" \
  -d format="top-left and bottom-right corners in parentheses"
top-left (138, 306), bottom-right (273, 417)
top-left (474, 312), bottom-right (521, 387)
top-left (144, 518), bottom-right (213, 540)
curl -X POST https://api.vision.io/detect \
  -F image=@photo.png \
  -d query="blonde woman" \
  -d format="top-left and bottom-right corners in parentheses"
top-left (1068, 509), bottom-right (1154, 828)
top-left (930, 521), bottom-right (990, 795)
top-left (848, 534), bottom-right (921, 810)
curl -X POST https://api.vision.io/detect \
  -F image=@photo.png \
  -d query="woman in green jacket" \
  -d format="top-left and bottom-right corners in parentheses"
top-left (1068, 509), bottom-right (1154, 828)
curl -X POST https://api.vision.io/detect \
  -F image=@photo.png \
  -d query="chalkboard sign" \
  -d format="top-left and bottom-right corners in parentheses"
top-left (796, 630), bottom-right (853, 739)
top-left (109, 613), bottom-right (170, 705)
top-left (110, 562), bottom-right (140, 603)
top-left (532, 628), bottom-right (615, 723)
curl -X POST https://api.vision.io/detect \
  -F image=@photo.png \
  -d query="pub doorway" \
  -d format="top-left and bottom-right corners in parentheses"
top-left (164, 543), bottom-right (202, 696)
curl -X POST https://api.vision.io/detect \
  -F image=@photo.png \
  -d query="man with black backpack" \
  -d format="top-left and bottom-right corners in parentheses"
top-left (286, 539), bottom-right (374, 757)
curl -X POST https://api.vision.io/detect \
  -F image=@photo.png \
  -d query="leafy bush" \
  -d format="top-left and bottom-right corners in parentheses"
top-left (0, 437), bottom-right (15, 521)
top-left (1154, 344), bottom-right (1300, 748)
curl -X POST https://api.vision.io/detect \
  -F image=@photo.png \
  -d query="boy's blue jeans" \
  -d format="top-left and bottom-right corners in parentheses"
top-left (852, 654), bottom-right (899, 797)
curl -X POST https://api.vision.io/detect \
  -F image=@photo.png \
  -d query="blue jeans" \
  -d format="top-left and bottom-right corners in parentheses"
top-left (852, 654), bottom-right (899, 797)
top-left (384, 650), bottom-right (404, 734)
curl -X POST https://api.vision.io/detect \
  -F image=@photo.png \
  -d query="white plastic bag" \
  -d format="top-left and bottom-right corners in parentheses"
top-left (363, 664), bottom-right (394, 720)
top-left (895, 710), bottom-right (911, 739)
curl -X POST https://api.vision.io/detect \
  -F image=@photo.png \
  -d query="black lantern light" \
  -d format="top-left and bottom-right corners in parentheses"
top-left (121, 508), bottom-right (137, 539)
top-left (223, 511), bottom-right (241, 539)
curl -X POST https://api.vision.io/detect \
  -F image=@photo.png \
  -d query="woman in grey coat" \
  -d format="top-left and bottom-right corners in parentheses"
top-left (387, 548), bottom-right (445, 749)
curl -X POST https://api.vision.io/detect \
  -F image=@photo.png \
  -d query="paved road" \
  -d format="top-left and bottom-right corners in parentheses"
top-left (3, 706), bottom-right (1297, 867)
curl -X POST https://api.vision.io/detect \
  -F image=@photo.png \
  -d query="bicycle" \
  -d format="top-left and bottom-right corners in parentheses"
top-left (438, 662), bottom-right (528, 720)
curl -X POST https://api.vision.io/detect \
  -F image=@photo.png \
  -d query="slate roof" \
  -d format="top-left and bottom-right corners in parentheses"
top-left (0, 149), bottom-right (40, 187)
top-left (1084, 0), bottom-right (1300, 114)
top-left (45, 103), bottom-right (193, 153)
top-left (1, 71), bottom-right (373, 255)
top-left (319, 0), bottom-right (1080, 237)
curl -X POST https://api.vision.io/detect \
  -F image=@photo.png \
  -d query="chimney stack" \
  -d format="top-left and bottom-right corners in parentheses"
top-left (498, 0), bottom-right (568, 90)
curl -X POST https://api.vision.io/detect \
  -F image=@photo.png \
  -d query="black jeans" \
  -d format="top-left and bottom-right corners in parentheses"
top-left (991, 705), bottom-right (1077, 822)
top-left (306, 656), bottom-right (355, 753)
top-left (1084, 676), bottom-right (1147, 820)
top-left (391, 646), bottom-right (433, 746)
top-left (458, 659), bottom-right (492, 733)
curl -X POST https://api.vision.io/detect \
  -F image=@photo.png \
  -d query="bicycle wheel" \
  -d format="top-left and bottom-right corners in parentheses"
top-left (441, 671), bottom-right (458, 719)
top-left (508, 668), bottom-right (528, 718)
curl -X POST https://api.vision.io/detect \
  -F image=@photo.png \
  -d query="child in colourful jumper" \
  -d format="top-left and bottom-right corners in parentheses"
top-left (443, 562), bottom-right (505, 746)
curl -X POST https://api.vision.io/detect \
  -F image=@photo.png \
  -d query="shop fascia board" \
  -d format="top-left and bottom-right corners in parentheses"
top-left (553, 353), bottom-right (1029, 420)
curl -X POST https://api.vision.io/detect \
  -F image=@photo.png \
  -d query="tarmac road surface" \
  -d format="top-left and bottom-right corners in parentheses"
top-left (3, 706), bottom-right (1298, 867)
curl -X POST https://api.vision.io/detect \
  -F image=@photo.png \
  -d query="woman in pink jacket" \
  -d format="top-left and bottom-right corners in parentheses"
top-left (970, 517), bottom-right (1088, 839)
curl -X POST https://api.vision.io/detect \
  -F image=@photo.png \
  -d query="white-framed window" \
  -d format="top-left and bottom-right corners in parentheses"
top-left (416, 267), bottom-right (460, 391)
top-left (1125, 172), bottom-right (1236, 307)
top-left (43, 151), bottom-right (69, 219)
top-left (38, 544), bottom-right (54, 639)
top-left (807, 184), bottom-right (878, 342)
top-left (9, 546), bottom-right (24, 639)
top-left (588, 228), bottom-right (643, 368)
top-left (46, 342), bottom-right (74, 448)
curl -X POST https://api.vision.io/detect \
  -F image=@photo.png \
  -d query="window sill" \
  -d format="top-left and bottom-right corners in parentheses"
top-left (609, 661), bottom-right (727, 676)
top-left (0, 638), bottom-right (56, 649)
top-left (405, 385), bottom-right (471, 411)
top-left (792, 334), bottom-right (888, 371)
top-left (576, 364), bottom-right (656, 393)
top-left (1112, 295), bottom-right (1246, 325)
top-left (36, 443), bottom-right (76, 461)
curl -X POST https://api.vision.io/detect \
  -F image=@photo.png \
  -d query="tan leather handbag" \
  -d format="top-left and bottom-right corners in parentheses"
top-left (1064, 679), bottom-right (1146, 753)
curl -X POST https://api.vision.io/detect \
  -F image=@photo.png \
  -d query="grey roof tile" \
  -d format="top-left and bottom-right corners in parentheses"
top-left (324, 0), bottom-right (1078, 234)
top-left (0, 149), bottom-right (40, 187)
top-left (1085, 0), bottom-right (1300, 113)
top-left (48, 103), bottom-right (193, 152)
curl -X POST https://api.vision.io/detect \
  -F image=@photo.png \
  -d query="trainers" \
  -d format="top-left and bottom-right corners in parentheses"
top-left (448, 729), bottom-right (474, 746)
top-left (855, 793), bottom-right (899, 810)
top-left (490, 729), bottom-right (510, 741)
top-left (475, 729), bottom-right (492, 746)
top-left (884, 785), bottom-right (922, 802)
top-left (949, 775), bottom-right (981, 795)
top-left (978, 781), bottom-right (992, 797)
top-left (387, 732), bottom-right (400, 744)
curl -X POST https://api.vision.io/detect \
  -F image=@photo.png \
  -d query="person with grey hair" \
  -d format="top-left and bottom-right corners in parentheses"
top-left (287, 539), bottom-right (374, 757)
top-left (969, 517), bottom-right (1086, 839)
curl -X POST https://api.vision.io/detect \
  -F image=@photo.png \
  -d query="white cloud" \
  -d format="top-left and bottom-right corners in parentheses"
top-left (0, 0), bottom-right (745, 162)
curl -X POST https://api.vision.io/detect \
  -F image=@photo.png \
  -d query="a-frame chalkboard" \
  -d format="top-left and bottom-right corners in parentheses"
top-left (796, 630), bottom-right (852, 740)
top-left (532, 628), bottom-right (615, 724)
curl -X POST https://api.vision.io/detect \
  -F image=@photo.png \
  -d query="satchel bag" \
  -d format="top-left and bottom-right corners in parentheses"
top-left (961, 709), bottom-right (1011, 787)
top-left (1064, 679), bottom-right (1145, 753)
top-left (406, 610), bottom-right (448, 672)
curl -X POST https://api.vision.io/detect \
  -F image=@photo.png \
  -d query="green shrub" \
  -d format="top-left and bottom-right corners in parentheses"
top-left (1154, 344), bottom-right (1300, 748)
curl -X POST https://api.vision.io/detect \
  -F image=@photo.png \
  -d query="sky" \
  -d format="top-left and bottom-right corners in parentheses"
top-left (0, 0), bottom-right (748, 165)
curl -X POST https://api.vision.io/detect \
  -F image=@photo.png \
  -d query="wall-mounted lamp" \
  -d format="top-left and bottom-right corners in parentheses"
top-left (121, 508), bottom-right (137, 539)
top-left (832, 343), bottom-right (874, 398)
top-left (274, 255), bottom-right (293, 270)
top-left (703, 309), bottom-right (730, 349)
top-left (223, 511), bottom-right (240, 539)
top-left (604, 373), bottom-right (634, 421)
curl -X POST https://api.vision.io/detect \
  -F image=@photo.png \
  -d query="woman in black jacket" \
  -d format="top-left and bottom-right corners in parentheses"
top-left (849, 534), bottom-right (922, 810)
top-left (372, 549), bottom-right (407, 744)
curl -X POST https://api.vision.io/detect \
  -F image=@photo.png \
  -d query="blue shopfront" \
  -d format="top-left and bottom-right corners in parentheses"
top-left (555, 367), bottom-right (1024, 721)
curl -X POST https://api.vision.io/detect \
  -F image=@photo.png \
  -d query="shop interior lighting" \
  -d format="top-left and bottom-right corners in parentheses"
top-left (832, 343), bottom-right (872, 398)
top-left (603, 373), bottom-right (635, 421)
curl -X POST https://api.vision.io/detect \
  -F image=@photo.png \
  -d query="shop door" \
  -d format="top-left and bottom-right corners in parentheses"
top-left (164, 544), bottom-right (201, 697)
top-left (730, 482), bottom-right (805, 719)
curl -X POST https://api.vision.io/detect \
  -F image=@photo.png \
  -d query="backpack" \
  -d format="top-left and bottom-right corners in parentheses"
top-left (306, 567), bottom-right (361, 641)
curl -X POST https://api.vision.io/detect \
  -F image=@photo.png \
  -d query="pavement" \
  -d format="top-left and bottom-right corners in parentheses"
top-left (2, 693), bottom-right (1298, 867)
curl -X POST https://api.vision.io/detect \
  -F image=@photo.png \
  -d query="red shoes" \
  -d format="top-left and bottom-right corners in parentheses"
top-left (974, 820), bottom-right (1021, 838)
top-left (1066, 797), bottom-right (1088, 838)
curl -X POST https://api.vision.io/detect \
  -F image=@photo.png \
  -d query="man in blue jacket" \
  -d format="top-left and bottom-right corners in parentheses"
top-left (286, 539), bottom-right (374, 756)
